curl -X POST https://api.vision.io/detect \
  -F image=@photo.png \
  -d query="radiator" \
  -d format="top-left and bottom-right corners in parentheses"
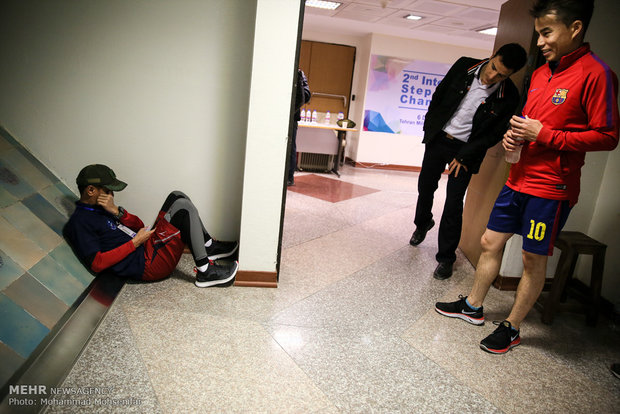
top-left (298, 152), bottom-right (334, 171)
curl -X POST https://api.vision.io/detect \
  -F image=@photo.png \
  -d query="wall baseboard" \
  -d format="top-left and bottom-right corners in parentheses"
top-left (345, 158), bottom-right (421, 172)
top-left (235, 270), bottom-right (278, 288)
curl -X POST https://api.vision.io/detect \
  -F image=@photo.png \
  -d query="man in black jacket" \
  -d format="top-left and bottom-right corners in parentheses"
top-left (288, 68), bottom-right (311, 186)
top-left (410, 43), bottom-right (527, 280)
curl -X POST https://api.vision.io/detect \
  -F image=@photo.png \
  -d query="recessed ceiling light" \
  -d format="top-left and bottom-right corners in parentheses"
top-left (305, 0), bottom-right (342, 10)
top-left (478, 27), bottom-right (498, 36)
top-left (404, 14), bottom-right (423, 21)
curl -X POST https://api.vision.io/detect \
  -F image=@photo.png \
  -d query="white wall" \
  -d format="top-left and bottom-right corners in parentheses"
top-left (239, 0), bottom-right (302, 273)
top-left (577, 0), bottom-right (620, 304)
top-left (0, 0), bottom-right (256, 240)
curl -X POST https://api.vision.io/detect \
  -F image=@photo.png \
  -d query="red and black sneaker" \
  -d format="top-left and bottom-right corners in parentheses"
top-left (435, 295), bottom-right (484, 325)
top-left (480, 320), bottom-right (521, 354)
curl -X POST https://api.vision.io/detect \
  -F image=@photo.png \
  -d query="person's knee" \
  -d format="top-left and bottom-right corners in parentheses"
top-left (521, 250), bottom-right (547, 272)
top-left (480, 230), bottom-right (505, 254)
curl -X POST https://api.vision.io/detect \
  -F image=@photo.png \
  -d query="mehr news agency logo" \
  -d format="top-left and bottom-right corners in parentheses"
top-left (7, 384), bottom-right (142, 407)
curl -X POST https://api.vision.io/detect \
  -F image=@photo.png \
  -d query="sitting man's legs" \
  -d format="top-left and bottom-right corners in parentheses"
top-left (143, 191), bottom-right (239, 287)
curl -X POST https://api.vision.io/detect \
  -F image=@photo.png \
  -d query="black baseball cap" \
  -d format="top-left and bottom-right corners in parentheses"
top-left (76, 164), bottom-right (127, 191)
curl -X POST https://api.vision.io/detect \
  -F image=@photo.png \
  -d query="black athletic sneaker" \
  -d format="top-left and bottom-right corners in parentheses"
top-left (435, 295), bottom-right (484, 325)
top-left (195, 261), bottom-right (238, 288)
top-left (207, 240), bottom-right (239, 260)
top-left (480, 320), bottom-right (521, 354)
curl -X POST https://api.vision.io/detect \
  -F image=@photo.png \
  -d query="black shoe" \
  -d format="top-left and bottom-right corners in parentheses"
top-left (480, 320), bottom-right (521, 354)
top-left (433, 262), bottom-right (453, 280)
top-left (611, 363), bottom-right (620, 379)
top-left (409, 219), bottom-right (435, 246)
top-left (195, 261), bottom-right (238, 288)
top-left (207, 240), bottom-right (239, 260)
top-left (287, 178), bottom-right (295, 186)
top-left (435, 294), bottom-right (484, 325)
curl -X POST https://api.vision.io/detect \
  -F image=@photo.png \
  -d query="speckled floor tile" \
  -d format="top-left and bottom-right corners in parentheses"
top-left (269, 246), bottom-right (474, 336)
top-left (265, 325), bottom-right (501, 413)
top-left (401, 277), bottom-right (620, 414)
top-left (122, 304), bottom-right (333, 413)
top-left (336, 165), bottom-right (420, 193)
top-left (288, 173), bottom-right (380, 202)
top-left (114, 256), bottom-right (308, 324)
top-left (282, 206), bottom-right (350, 249)
top-left (46, 304), bottom-right (162, 413)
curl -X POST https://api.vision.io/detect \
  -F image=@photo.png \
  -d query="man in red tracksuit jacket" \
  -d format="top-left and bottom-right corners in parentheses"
top-left (435, 0), bottom-right (618, 354)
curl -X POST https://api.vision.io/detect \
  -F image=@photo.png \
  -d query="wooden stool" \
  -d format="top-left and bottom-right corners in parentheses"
top-left (541, 231), bottom-right (606, 326)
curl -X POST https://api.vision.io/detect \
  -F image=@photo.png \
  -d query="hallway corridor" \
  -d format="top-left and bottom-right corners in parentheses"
top-left (49, 166), bottom-right (620, 413)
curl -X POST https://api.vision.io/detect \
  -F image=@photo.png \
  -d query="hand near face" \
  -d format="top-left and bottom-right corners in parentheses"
top-left (97, 193), bottom-right (119, 216)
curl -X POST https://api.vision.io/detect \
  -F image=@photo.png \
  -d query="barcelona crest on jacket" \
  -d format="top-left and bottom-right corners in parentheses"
top-left (552, 88), bottom-right (568, 105)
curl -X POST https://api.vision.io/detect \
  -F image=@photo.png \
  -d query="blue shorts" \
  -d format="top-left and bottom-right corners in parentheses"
top-left (487, 185), bottom-right (572, 256)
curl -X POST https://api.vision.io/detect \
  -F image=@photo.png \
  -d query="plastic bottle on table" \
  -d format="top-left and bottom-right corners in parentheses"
top-left (325, 111), bottom-right (331, 124)
top-left (300, 108), bottom-right (306, 123)
top-left (311, 109), bottom-right (318, 123)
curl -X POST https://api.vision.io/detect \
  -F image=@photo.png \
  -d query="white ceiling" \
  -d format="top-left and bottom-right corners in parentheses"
top-left (303, 0), bottom-right (507, 51)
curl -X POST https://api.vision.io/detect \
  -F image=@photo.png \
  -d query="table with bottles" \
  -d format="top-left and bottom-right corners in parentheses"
top-left (296, 120), bottom-right (358, 177)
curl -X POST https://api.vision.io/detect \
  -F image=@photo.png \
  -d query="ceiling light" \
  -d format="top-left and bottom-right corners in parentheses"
top-left (404, 14), bottom-right (423, 21)
top-left (305, 0), bottom-right (341, 10)
top-left (478, 27), bottom-right (498, 36)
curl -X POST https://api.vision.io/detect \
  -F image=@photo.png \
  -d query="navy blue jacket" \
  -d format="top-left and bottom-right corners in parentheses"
top-left (65, 202), bottom-right (145, 279)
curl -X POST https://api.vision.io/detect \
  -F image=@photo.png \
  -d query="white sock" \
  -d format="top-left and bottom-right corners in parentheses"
top-left (197, 263), bottom-right (209, 273)
top-left (205, 239), bottom-right (213, 248)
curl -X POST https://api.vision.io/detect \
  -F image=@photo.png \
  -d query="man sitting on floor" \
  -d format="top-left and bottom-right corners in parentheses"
top-left (65, 164), bottom-right (238, 287)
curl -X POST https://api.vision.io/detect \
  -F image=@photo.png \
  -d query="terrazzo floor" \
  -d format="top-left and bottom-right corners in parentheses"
top-left (48, 165), bottom-right (620, 413)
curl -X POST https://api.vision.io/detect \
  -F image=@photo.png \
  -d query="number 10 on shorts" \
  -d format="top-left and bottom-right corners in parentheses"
top-left (527, 220), bottom-right (546, 241)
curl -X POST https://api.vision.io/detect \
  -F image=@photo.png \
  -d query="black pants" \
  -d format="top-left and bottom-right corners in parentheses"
top-left (160, 191), bottom-right (212, 267)
top-left (288, 122), bottom-right (299, 181)
top-left (414, 133), bottom-right (473, 264)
